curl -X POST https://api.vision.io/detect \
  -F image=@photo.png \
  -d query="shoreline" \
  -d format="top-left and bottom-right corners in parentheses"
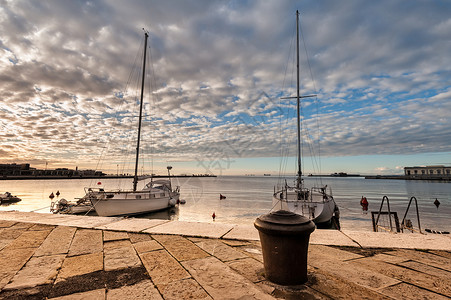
top-left (0, 174), bottom-right (217, 181)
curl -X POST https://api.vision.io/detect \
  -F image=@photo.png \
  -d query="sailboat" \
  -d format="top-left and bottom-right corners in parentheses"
top-left (85, 32), bottom-right (180, 217)
top-left (272, 11), bottom-right (338, 227)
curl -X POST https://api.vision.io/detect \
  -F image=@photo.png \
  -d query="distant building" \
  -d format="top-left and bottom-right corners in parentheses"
top-left (0, 163), bottom-right (104, 177)
top-left (0, 163), bottom-right (34, 176)
top-left (404, 165), bottom-right (451, 180)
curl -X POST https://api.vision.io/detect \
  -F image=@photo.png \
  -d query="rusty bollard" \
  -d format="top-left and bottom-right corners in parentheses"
top-left (254, 210), bottom-right (315, 285)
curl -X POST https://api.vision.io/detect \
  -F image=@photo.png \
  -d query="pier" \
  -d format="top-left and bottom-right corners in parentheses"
top-left (0, 211), bottom-right (449, 299)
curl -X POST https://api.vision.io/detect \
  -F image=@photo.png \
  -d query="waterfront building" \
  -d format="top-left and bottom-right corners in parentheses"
top-left (404, 165), bottom-right (451, 180)
top-left (0, 163), bottom-right (104, 177)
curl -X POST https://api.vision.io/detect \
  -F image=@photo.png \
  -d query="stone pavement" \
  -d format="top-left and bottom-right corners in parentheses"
top-left (0, 211), bottom-right (450, 299)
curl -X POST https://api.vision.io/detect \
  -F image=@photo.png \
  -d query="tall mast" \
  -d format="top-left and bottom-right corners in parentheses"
top-left (133, 32), bottom-right (148, 191)
top-left (296, 10), bottom-right (302, 189)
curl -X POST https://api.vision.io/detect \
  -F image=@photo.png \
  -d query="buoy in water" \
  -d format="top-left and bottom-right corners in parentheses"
top-left (56, 190), bottom-right (60, 197)
top-left (220, 194), bottom-right (226, 200)
top-left (212, 212), bottom-right (216, 221)
top-left (360, 196), bottom-right (368, 211)
top-left (49, 192), bottom-right (55, 200)
top-left (434, 198), bottom-right (440, 209)
top-left (180, 199), bottom-right (186, 204)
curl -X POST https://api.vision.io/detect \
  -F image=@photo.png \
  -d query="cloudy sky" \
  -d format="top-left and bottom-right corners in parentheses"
top-left (1, 0), bottom-right (451, 176)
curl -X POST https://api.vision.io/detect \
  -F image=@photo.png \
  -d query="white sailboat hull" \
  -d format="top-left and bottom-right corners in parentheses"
top-left (89, 189), bottom-right (178, 217)
top-left (273, 187), bottom-right (337, 225)
top-left (50, 198), bottom-right (93, 215)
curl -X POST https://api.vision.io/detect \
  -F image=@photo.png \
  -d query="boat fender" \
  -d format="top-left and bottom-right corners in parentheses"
top-left (425, 228), bottom-right (450, 234)
top-left (169, 198), bottom-right (176, 206)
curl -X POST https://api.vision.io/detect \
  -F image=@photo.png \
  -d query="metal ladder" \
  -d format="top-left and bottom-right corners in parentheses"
top-left (372, 196), bottom-right (422, 233)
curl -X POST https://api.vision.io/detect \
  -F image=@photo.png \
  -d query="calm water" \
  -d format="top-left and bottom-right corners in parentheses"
top-left (1, 176), bottom-right (450, 232)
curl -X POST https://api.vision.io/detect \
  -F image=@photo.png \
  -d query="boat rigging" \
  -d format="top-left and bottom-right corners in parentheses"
top-left (272, 10), bottom-right (339, 227)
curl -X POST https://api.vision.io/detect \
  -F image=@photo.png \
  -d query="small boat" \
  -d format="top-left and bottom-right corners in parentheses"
top-left (86, 32), bottom-right (180, 217)
top-left (0, 192), bottom-right (21, 204)
top-left (50, 198), bottom-right (93, 214)
top-left (272, 11), bottom-right (338, 227)
top-left (87, 177), bottom-right (179, 217)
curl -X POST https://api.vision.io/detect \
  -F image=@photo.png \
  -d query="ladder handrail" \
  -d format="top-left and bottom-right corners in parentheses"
top-left (401, 196), bottom-right (422, 234)
top-left (375, 196), bottom-right (394, 231)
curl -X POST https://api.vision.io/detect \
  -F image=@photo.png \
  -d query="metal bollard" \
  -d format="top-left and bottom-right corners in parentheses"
top-left (254, 210), bottom-right (315, 285)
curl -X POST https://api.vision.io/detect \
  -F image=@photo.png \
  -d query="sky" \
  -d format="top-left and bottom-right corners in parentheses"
top-left (1, 0), bottom-right (451, 176)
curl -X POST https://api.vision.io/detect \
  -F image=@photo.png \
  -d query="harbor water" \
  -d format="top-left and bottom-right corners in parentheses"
top-left (1, 176), bottom-right (450, 232)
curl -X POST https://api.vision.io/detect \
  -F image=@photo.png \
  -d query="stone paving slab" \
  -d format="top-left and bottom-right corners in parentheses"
top-left (55, 252), bottom-right (103, 283)
top-left (309, 244), bottom-right (364, 261)
top-left (107, 280), bottom-right (163, 299)
top-left (308, 246), bottom-right (401, 291)
top-left (0, 220), bottom-right (16, 228)
top-left (310, 229), bottom-right (360, 247)
top-left (226, 257), bottom-right (265, 283)
top-left (104, 239), bottom-right (133, 250)
top-left (47, 215), bottom-right (123, 228)
top-left (128, 232), bottom-right (153, 243)
top-left (306, 266), bottom-right (391, 300)
top-left (0, 226), bottom-right (29, 240)
top-left (68, 229), bottom-right (103, 256)
top-left (391, 248), bottom-right (451, 272)
top-left (104, 246), bottom-right (142, 271)
top-left (429, 250), bottom-right (451, 259)
top-left (379, 282), bottom-right (449, 300)
top-left (235, 242), bottom-right (264, 263)
top-left (4, 229), bottom-right (52, 250)
top-left (103, 230), bottom-right (129, 241)
top-left (0, 211), bottom-right (122, 228)
top-left (0, 211), bottom-right (52, 223)
top-left (34, 226), bottom-right (77, 257)
top-left (368, 253), bottom-right (410, 264)
top-left (152, 234), bottom-right (210, 262)
top-left (3, 254), bottom-right (65, 290)
top-left (222, 224), bottom-right (260, 240)
top-left (48, 288), bottom-right (106, 300)
top-left (145, 221), bottom-right (234, 238)
top-left (182, 256), bottom-right (275, 299)
top-left (397, 260), bottom-right (451, 279)
top-left (0, 240), bottom-right (12, 251)
top-left (139, 249), bottom-right (191, 285)
top-left (0, 247), bottom-right (38, 289)
top-left (96, 218), bottom-right (169, 232)
top-left (158, 278), bottom-right (212, 300)
top-left (194, 239), bottom-right (249, 262)
top-left (220, 239), bottom-right (251, 247)
top-left (343, 230), bottom-right (451, 251)
top-left (132, 240), bottom-right (163, 254)
top-left (0, 211), bottom-right (78, 225)
top-left (351, 256), bottom-right (451, 297)
top-left (29, 223), bottom-right (55, 231)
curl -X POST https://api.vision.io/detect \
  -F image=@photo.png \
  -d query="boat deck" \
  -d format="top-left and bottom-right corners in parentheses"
top-left (0, 211), bottom-right (449, 299)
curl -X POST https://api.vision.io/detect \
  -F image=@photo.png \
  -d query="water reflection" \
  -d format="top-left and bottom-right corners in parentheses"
top-left (134, 205), bottom-right (180, 221)
top-left (1, 176), bottom-right (450, 231)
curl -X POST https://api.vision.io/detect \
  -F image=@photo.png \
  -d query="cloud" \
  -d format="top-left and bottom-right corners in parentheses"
top-left (0, 0), bottom-right (450, 174)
